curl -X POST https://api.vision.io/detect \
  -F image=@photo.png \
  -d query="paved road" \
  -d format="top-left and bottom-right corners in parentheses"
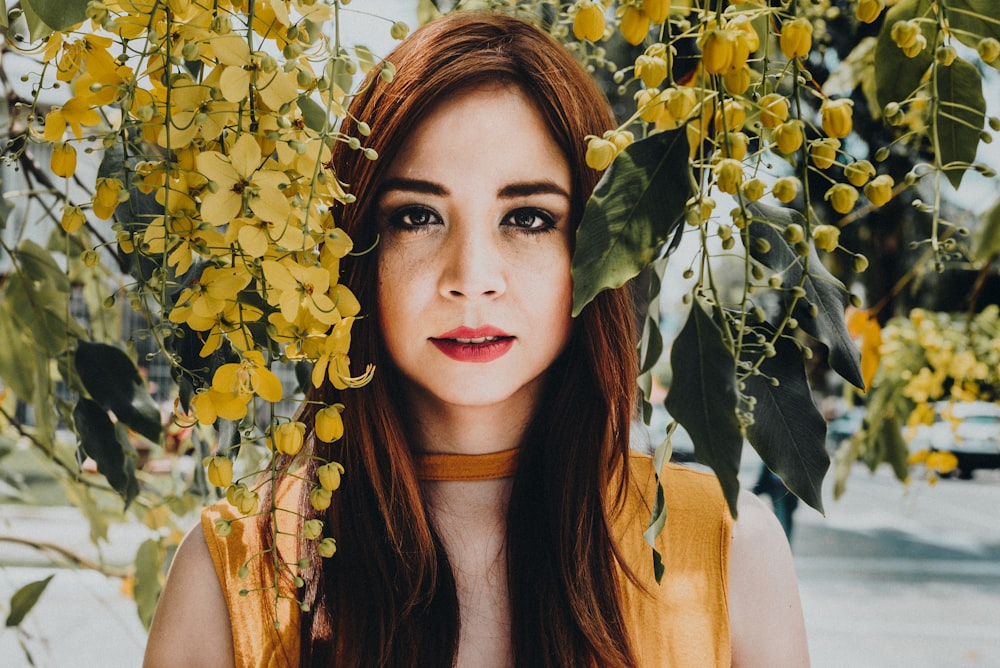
top-left (2, 459), bottom-right (998, 667)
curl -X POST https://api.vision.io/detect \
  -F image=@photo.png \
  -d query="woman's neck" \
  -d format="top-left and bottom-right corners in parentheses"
top-left (407, 400), bottom-right (533, 455)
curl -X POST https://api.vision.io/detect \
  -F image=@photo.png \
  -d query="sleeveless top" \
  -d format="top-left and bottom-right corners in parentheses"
top-left (202, 453), bottom-right (733, 667)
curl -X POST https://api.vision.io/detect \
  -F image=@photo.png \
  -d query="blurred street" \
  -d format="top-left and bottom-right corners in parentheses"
top-left (1, 455), bottom-right (998, 667)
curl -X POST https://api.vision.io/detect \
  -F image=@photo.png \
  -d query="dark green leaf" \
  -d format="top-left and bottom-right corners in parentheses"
top-left (747, 203), bottom-right (863, 389)
top-left (5, 575), bottom-right (54, 627)
top-left (20, 0), bottom-right (88, 32)
top-left (742, 324), bottom-right (829, 514)
top-left (971, 196), bottom-right (1000, 262)
top-left (936, 57), bottom-right (986, 190)
top-left (571, 128), bottom-right (691, 316)
top-left (15, 0), bottom-right (53, 42)
top-left (75, 341), bottom-right (162, 445)
top-left (874, 0), bottom-right (934, 110)
top-left (665, 302), bottom-right (742, 516)
top-left (73, 397), bottom-right (140, 507)
top-left (638, 315), bottom-right (664, 375)
top-left (133, 538), bottom-right (163, 630)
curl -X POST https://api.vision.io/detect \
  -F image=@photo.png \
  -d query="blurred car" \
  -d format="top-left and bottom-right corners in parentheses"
top-left (909, 401), bottom-right (1000, 479)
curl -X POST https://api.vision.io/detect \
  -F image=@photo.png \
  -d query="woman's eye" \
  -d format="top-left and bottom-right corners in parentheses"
top-left (503, 208), bottom-right (555, 232)
top-left (389, 206), bottom-right (441, 229)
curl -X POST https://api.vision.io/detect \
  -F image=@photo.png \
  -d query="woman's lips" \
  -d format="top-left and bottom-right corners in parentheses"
top-left (431, 326), bottom-right (514, 362)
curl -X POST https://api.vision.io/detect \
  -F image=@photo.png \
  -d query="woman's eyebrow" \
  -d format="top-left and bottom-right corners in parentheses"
top-left (379, 177), bottom-right (449, 196)
top-left (497, 181), bottom-right (570, 200)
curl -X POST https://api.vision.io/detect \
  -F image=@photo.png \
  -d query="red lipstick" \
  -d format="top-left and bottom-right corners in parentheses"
top-left (430, 326), bottom-right (514, 363)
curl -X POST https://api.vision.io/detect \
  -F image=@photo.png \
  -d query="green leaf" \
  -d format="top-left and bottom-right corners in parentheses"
top-left (665, 302), bottom-right (742, 516)
top-left (971, 196), bottom-right (1000, 262)
top-left (947, 1), bottom-right (1000, 69)
top-left (74, 341), bottom-right (162, 445)
top-left (747, 203), bottom-right (863, 389)
top-left (73, 397), bottom-right (139, 508)
top-left (354, 44), bottom-right (378, 75)
top-left (936, 57), bottom-right (986, 190)
top-left (0, 302), bottom-right (37, 402)
top-left (571, 128), bottom-right (691, 316)
top-left (133, 538), bottom-right (164, 630)
top-left (298, 95), bottom-right (329, 134)
top-left (20, 0), bottom-right (88, 33)
top-left (5, 575), bottom-right (55, 627)
top-left (742, 323), bottom-right (829, 514)
top-left (874, 0), bottom-right (934, 110)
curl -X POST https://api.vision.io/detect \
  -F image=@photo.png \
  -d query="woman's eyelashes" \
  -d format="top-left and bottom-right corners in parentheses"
top-left (384, 204), bottom-right (559, 234)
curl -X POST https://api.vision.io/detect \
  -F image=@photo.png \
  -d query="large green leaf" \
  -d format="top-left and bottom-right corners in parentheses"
top-left (874, 0), bottom-right (934, 110)
top-left (935, 57), bottom-right (986, 190)
top-left (747, 203), bottom-right (863, 389)
top-left (665, 302), bottom-right (742, 516)
top-left (73, 397), bottom-right (139, 508)
top-left (571, 128), bottom-right (691, 316)
top-left (971, 196), bottom-right (1000, 262)
top-left (5, 575), bottom-right (55, 627)
top-left (742, 323), bottom-right (829, 514)
top-left (947, 0), bottom-right (1000, 69)
top-left (0, 302), bottom-right (37, 401)
top-left (74, 341), bottom-right (162, 445)
top-left (20, 0), bottom-right (88, 33)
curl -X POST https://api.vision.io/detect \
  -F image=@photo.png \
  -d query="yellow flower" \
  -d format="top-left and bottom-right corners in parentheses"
top-left (61, 205), bottom-right (86, 233)
top-left (774, 120), bottom-right (804, 154)
top-left (821, 98), bottom-right (854, 139)
top-left (825, 183), bottom-right (859, 214)
top-left (718, 131), bottom-right (748, 161)
top-left (196, 134), bottom-right (291, 226)
top-left (812, 224), bottom-right (840, 253)
top-left (303, 519), bottom-right (324, 541)
top-left (713, 99), bottom-right (745, 134)
top-left (780, 17), bottom-right (813, 60)
top-left (644, 0), bottom-right (669, 24)
top-left (698, 29), bottom-right (737, 75)
top-left (141, 212), bottom-right (226, 275)
top-left (227, 483), bottom-right (259, 514)
top-left (620, 6), bottom-right (650, 46)
top-left (317, 537), bottom-right (337, 558)
top-left (890, 20), bottom-right (921, 50)
top-left (864, 174), bottom-right (894, 207)
top-left (772, 176), bottom-right (800, 203)
top-left (204, 456), bottom-right (233, 487)
top-left (310, 487), bottom-right (332, 511)
top-left (586, 137), bottom-right (617, 170)
top-left (316, 404), bottom-right (345, 443)
top-left (635, 53), bottom-right (668, 89)
top-left (844, 159), bottom-right (876, 186)
top-left (723, 65), bottom-right (751, 95)
top-left (262, 259), bottom-right (340, 326)
top-left (758, 93), bottom-right (789, 130)
top-left (978, 37), bottom-right (1000, 64)
top-left (311, 317), bottom-right (375, 390)
top-left (714, 159), bottom-right (743, 195)
top-left (635, 88), bottom-right (666, 124)
top-left (213, 518), bottom-right (233, 537)
top-left (272, 421), bottom-right (306, 456)
top-left (214, 350), bottom-right (283, 403)
top-left (169, 265), bottom-right (253, 326)
top-left (742, 178), bottom-right (766, 203)
top-left (809, 138), bottom-right (840, 169)
top-left (856, 0), bottom-right (884, 24)
top-left (573, 1), bottom-right (605, 42)
top-left (93, 177), bottom-right (124, 220)
top-left (51, 142), bottom-right (77, 179)
top-left (317, 461), bottom-right (345, 491)
top-left (925, 451), bottom-right (958, 475)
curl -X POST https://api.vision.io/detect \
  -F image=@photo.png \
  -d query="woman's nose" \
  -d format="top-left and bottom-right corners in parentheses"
top-left (437, 225), bottom-right (506, 299)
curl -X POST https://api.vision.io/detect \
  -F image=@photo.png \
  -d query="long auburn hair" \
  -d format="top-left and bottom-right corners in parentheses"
top-left (286, 11), bottom-right (640, 666)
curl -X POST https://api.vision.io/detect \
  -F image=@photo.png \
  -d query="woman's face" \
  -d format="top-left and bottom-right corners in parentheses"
top-left (375, 84), bottom-right (574, 421)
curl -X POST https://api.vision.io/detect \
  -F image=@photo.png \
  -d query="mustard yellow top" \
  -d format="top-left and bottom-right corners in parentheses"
top-left (202, 453), bottom-right (732, 667)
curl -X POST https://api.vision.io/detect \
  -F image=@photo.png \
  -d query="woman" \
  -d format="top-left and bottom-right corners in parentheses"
top-left (144, 11), bottom-right (808, 667)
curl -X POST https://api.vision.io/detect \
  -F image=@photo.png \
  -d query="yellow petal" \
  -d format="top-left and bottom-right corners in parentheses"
top-left (252, 367), bottom-right (284, 402)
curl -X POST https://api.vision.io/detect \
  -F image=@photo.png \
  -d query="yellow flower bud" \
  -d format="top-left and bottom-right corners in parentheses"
top-left (718, 131), bottom-right (748, 161)
top-left (228, 484), bottom-right (259, 514)
top-left (390, 21), bottom-right (409, 40)
top-left (303, 518), bottom-right (324, 541)
top-left (780, 17), bottom-right (813, 60)
top-left (204, 455), bottom-right (234, 488)
top-left (809, 138), bottom-right (840, 169)
top-left (316, 404), bottom-right (345, 443)
top-left (574, 1), bottom-right (605, 42)
top-left (644, 0), bottom-right (669, 24)
top-left (665, 86), bottom-right (697, 122)
top-left (813, 224), bottom-right (841, 252)
top-left (273, 421), bottom-right (306, 456)
top-left (714, 158), bottom-right (744, 195)
top-left (60, 205), bottom-right (86, 233)
top-left (635, 54), bottom-right (668, 89)
top-left (730, 15), bottom-right (760, 52)
top-left (742, 177), bottom-right (766, 202)
top-left (825, 183), bottom-right (859, 214)
top-left (636, 89), bottom-right (664, 123)
top-left (213, 518), bottom-right (233, 537)
top-left (864, 174), bottom-right (894, 207)
top-left (772, 176), bottom-right (800, 203)
top-left (620, 6), bottom-right (650, 46)
top-left (699, 29), bottom-right (735, 74)
top-left (935, 45), bottom-right (957, 67)
top-left (783, 223), bottom-right (804, 244)
top-left (93, 177), bottom-right (124, 220)
top-left (904, 33), bottom-right (927, 58)
top-left (607, 129), bottom-right (635, 152)
top-left (821, 98), bottom-right (854, 139)
top-left (586, 137), bottom-right (617, 170)
top-left (51, 142), bottom-right (77, 178)
top-left (317, 461), bottom-right (345, 491)
top-left (317, 537), bottom-right (337, 558)
top-left (758, 93), bottom-right (789, 130)
top-left (890, 20), bottom-right (921, 50)
top-left (856, 0), bottom-right (883, 24)
top-left (723, 65), bottom-right (751, 95)
top-left (714, 98), bottom-right (746, 134)
top-left (310, 486), bottom-right (332, 511)
top-left (774, 120), bottom-right (804, 154)
top-left (978, 37), bottom-right (1000, 63)
top-left (844, 159), bottom-right (876, 186)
